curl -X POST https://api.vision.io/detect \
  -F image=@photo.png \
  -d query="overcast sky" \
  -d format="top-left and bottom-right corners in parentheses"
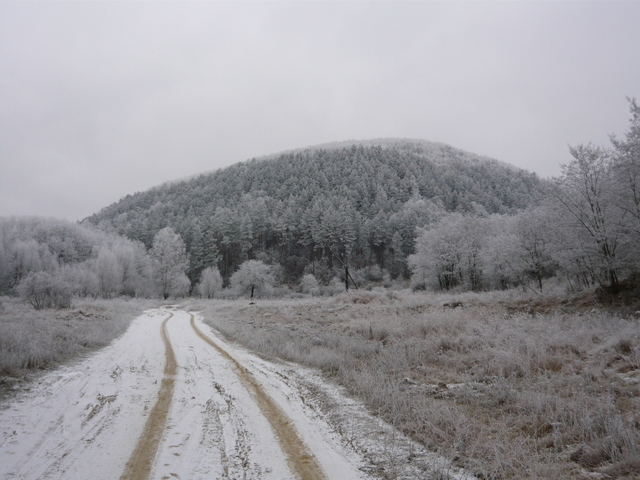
top-left (1, 1), bottom-right (639, 221)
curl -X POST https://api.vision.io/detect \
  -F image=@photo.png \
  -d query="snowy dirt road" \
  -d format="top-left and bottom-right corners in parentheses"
top-left (0, 307), bottom-right (472, 480)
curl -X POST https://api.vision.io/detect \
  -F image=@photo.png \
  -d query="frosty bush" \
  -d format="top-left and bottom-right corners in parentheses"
top-left (300, 273), bottom-right (320, 296)
top-left (16, 271), bottom-right (73, 309)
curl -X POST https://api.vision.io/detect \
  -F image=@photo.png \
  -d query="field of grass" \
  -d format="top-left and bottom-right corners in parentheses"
top-left (191, 290), bottom-right (640, 479)
top-left (0, 296), bottom-right (157, 395)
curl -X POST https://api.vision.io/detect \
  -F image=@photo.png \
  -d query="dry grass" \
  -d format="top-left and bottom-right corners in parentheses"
top-left (0, 296), bottom-right (157, 394)
top-left (192, 291), bottom-right (640, 479)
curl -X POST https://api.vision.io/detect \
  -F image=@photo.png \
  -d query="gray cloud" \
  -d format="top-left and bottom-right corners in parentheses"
top-left (1, 1), bottom-right (639, 220)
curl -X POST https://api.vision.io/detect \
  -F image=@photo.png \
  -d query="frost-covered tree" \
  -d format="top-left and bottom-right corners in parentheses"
top-left (61, 263), bottom-right (99, 297)
top-left (610, 97), bottom-right (640, 270)
top-left (514, 207), bottom-right (558, 291)
top-left (311, 197), bottom-right (360, 290)
top-left (197, 266), bottom-right (223, 299)
top-left (481, 215), bottom-right (519, 290)
top-left (95, 247), bottom-right (124, 298)
top-left (409, 214), bottom-right (486, 291)
top-left (230, 260), bottom-right (275, 298)
top-left (482, 209), bottom-right (558, 292)
top-left (109, 239), bottom-right (140, 296)
top-left (170, 274), bottom-right (191, 298)
top-left (0, 217), bottom-right (159, 300)
top-left (151, 227), bottom-right (190, 299)
top-left (388, 195), bottom-right (445, 276)
top-left (611, 98), bottom-right (640, 227)
top-left (11, 239), bottom-right (58, 286)
top-left (553, 144), bottom-right (622, 289)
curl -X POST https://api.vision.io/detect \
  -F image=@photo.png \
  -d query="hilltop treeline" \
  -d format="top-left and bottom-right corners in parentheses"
top-left (84, 141), bottom-right (544, 287)
top-left (3, 99), bottom-right (637, 303)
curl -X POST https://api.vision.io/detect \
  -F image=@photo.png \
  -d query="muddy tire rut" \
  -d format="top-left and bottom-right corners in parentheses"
top-left (1, 307), bottom-right (377, 480)
top-left (120, 309), bottom-right (326, 480)
top-left (120, 311), bottom-right (176, 480)
top-left (189, 314), bottom-right (327, 480)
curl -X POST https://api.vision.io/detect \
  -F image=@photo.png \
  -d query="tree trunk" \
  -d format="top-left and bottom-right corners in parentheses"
top-left (609, 269), bottom-right (620, 292)
top-left (345, 264), bottom-right (349, 291)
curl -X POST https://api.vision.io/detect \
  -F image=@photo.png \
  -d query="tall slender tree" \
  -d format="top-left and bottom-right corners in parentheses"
top-left (553, 144), bottom-right (622, 289)
top-left (150, 227), bottom-right (190, 299)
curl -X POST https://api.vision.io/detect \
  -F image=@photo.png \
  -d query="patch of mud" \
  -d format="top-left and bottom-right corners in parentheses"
top-left (84, 393), bottom-right (117, 424)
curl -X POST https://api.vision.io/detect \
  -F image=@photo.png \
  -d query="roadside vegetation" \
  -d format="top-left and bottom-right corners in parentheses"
top-left (1, 98), bottom-right (638, 477)
top-left (192, 290), bottom-right (640, 479)
top-left (0, 296), bottom-right (156, 397)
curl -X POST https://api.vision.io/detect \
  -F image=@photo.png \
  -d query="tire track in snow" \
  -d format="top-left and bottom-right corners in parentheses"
top-left (120, 310), bottom-right (176, 480)
top-left (189, 314), bottom-right (327, 480)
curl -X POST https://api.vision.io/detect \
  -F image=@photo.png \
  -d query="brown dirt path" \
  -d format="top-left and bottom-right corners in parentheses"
top-left (189, 314), bottom-right (327, 480)
top-left (120, 311), bottom-right (176, 480)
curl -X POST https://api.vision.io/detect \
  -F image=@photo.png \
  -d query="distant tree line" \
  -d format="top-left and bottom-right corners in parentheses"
top-left (0, 217), bottom-right (273, 307)
top-left (410, 98), bottom-right (640, 293)
top-left (0, 218), bottom-right (194, 306)
top-left (2, 100), bottom-right (637, 305)
top-left (84, 141), bottom-right (544, 289)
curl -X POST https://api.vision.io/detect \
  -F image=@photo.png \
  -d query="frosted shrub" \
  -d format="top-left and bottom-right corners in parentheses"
top-left (0, 297), bottom-right (155, 379)
top-left (320, 276), bottom-right (344, 296)
top-left (300, 273), bottom-right (320, 296)
top-left (16, 271), bottom-right (72, 309)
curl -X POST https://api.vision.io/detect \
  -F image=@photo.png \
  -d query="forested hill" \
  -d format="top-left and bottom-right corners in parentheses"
top-left (84, 140), bottom-right (545, 285)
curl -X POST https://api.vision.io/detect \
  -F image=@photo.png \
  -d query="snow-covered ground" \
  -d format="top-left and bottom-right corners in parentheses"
top-left (0, 307), bottom-right (167, 480)
top-left (0, 307), bottom-right (473, 480)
